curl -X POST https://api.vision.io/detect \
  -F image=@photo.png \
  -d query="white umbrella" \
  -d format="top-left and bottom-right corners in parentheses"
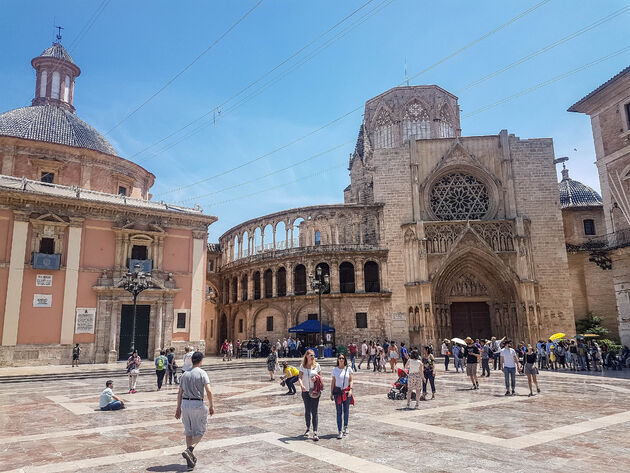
top-left (451, 337), bottom-right (466, 345)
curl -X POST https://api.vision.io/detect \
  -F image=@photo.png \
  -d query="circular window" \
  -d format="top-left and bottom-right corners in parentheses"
top-left (429, 172), bottom-right (489, 220)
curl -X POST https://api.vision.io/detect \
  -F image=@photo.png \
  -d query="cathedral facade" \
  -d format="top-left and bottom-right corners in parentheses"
top-left (209, 85), bottom-right (577, 351)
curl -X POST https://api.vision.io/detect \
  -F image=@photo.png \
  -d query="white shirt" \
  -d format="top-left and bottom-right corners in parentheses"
top-left (331, 366), bottom-right (353, 389)
top-left (299, 363), bottom-right (321, 391)
top-left (501, 347), bottom-right (517, 368)
top-left (182, 352), bottom-right (193, 371)
top-left (407, 358), bottom-right (422, 374)
top-left (441, 343), bottom-right (449, 355)
top-left (361, 343), bottom-right (368, 356)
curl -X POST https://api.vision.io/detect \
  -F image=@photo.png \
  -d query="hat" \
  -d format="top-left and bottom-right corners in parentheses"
top-left (464, 337), bottom-right (474, 344)
top-left (443, 339), bottom-right (450, 343)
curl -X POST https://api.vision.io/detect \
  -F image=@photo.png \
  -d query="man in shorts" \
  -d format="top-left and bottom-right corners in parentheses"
top-left (175, 351), bottom-right (214, 471)
top-left (72, 343), bottom-right (80, 367)
top-left (464, 337), bottom-right (481, 389)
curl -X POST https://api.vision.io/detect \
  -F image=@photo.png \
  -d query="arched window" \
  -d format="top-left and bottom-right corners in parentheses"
top-left (364, 261), bottom-right (380, 293)
top-left (242, 231), bottom-right (249, 257)
top-left (63, 75), bottom-right (70, 102)
top-left (39, 70), bottom-right (47, 97)
top-left (233, 235), bottom-right (239, 261)
top-left (292, 218), bottom-right (305, 248)
top-left (275, 221), bottom-right (287, 250)
top-left (438, 104), bottom-right (454, 138)
top-left (51, 71), bottom-right (60, 99)
top-left (253, 271), bottom-right (261, 300)
top-left (583, 219), bottom-right (595, 235)
top-left (254, 228), bottom-right (262, 255)
top-left (276, 267), bottom-right (287, 297)
top-left (294, 264), bottom-right (307, 295)
top-left (263, 224), bottom-right (274, 251)
top-left (314, 230), bottom-right (321, 246)
top-left (315, 262), bottom-right (330, 294)
top-left (224, 279), bottom-right (230, 304)
top-left (339, 262), bottom-right (355, 293)
top-left (241, 274), bottom-right (248, 301)
top-left (373, 108), bottom-right (394, 148)
top-left (231, 276), bottom-right (237, 303)
top-left (402, 102), bottom-right (430, 141)
top-left (264, 269), bottom-right (273, 298)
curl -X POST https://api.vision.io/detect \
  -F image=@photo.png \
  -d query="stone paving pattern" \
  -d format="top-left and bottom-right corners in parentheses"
top-left (1, 358), bottom-right (629, 472)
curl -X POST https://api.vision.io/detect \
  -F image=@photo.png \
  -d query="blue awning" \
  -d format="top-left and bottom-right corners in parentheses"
top-left (288, 320), bottom-right (335, 333)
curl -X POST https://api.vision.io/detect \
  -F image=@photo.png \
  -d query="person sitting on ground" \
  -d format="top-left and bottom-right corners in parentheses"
top-left (281, 361), bottom-right (300, 394)
top-left (100, 380), bottom-right (125, 411)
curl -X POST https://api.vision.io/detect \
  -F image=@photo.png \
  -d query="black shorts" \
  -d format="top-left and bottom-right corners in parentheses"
top-left (72, 355), bottom-right (79, 360)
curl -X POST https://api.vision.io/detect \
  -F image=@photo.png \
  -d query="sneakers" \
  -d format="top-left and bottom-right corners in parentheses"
top-left (511, 390), bottom-right (515, 396)
top-left (312, 432), bottom-right (319, 441)
top-left (505, 390), bottom-right (510, 396)
top-left (303, 428), bottom-right (310, 437)
top-left (337, 431), bottom-right (343, 439)
top-left (182, 449), bottom-right (196, 469)
top-left (343, 426), bottom-right (349, 436)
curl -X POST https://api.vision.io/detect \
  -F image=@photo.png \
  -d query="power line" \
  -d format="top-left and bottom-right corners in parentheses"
top-left (105, 0), bottom-right (264, 134)
top-left (132, 0), bottom-right (390, 162)
top-left (462, 45), bottom-right (630, 119)
top-left (154, 0), bottom-right (549, 197)
top-left (202, 48), bottom-right (630, 210)
top-left (204, 163), bottom-right (348, 209)
top-left (407, 0), bottom-right (553, 84)
top-left (67, 0), bottom-right (111, 51)
top-left (175, 140), bottom-right (353, 203)
top-left (454, 5), bottom-right (630, 94)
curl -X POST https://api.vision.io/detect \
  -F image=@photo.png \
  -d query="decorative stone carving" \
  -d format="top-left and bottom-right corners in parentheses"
top-left (449, 273), bottom-right (488, 297)
top-left (429, 172), bottom-right (489, 221)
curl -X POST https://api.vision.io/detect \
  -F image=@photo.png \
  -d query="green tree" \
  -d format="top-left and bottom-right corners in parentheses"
top-left (575, 313), bottom-right (609, 337)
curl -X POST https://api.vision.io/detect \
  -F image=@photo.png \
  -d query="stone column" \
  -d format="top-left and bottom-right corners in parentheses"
top-left (247, 272), bottom-right (254, 301)
top-left (236, 275), bottom-right (242, 302)
top-left (60, 218), bottom-right (84, 345)
top-left (271, 268), bottom-right (276, 298)
top-left (190, 231), bottom-right (206, 343)
top-left (108, 299), bottom-right (122, 362)
top-left (2, 211), bottom-right (29, 345)
top-left (287, 263), bottom-right (294, 296)
top-left (356, 260), bottom-right (365, 293)
top-left (329, 261), bottom-right (340, 293)
top-left (154, 299), bottom-right (164, 357)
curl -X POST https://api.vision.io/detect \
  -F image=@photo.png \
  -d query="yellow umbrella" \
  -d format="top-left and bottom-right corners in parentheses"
top-left (549, 333), bottom-right (565, 341)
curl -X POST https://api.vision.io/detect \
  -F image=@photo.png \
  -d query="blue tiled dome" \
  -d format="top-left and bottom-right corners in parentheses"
top-left (558, 167), bottom-right (602, 209)
top-left (38, 43), bottom-right (75, 64)
top-left (0, 105), bottom-right (118, 156)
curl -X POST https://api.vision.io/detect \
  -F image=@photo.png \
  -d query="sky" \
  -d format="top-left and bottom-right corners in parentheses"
top-left (1, 0), bottom-right (628, 241)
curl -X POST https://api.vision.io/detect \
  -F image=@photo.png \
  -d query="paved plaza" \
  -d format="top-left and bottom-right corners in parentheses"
top-left (1, 359), bottom-right (629, 472)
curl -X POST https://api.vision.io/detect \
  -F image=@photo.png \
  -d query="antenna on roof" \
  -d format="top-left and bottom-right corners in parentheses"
top-left (55, 25), bottom-right (64, 42)
top-left (404, 58), bottom-right (409, 86)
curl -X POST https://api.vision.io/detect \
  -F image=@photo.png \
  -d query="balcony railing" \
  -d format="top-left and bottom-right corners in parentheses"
top-left (566, 228), bottom-right (630, 252)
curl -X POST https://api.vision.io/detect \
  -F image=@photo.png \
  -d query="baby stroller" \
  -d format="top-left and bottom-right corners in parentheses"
top-left (388, 368), bottom-right (414, 400)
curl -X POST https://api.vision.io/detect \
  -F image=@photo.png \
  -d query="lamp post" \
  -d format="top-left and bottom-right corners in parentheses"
top-left (119, 263), bottom-right (152, 355)
top-left (308, 266), bottom-right (330, 359)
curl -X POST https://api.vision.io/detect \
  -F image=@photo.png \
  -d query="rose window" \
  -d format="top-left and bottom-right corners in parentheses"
top-left (429, 173), bottom-right (489, 220)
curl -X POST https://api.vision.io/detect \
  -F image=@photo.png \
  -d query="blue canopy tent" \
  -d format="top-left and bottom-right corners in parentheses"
top-left (288, 320), bottom-right (335, 357)
top-left (288, 320), bottom-right (335, 333)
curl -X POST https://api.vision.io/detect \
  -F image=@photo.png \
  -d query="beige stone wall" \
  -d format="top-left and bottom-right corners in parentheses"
top-left (510, 136), bottom-right (575, 336)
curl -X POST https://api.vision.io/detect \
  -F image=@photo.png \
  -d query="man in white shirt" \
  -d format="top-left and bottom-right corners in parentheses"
top-left (358, 340), bottom-right (368, 370)
top-left (500, 340), bottom-right (520, 396)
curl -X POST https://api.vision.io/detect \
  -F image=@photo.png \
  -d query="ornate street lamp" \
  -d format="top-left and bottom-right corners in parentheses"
top-left (118, 263), bottom-right (152, 355)
top-left (308, 266), bottom-right (330, 359)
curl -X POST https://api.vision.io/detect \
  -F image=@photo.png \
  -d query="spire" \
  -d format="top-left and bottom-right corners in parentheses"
top-left (31, 35), bottom-right (81, 112)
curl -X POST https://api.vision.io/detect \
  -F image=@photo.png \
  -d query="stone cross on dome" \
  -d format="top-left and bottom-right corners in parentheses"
top-left (55, 25), bottom-right (64, 42)
top-left (554, 156), bottom-right (570, 180)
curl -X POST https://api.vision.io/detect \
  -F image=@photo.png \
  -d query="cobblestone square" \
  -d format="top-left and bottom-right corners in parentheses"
top-left (1, 359), bottom-right (629, 472)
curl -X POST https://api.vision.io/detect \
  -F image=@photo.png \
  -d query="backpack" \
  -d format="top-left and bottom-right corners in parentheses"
top-left (458, 348), bottom-right (464, 359)
top-left (156, 356), bottom-right (165, 370)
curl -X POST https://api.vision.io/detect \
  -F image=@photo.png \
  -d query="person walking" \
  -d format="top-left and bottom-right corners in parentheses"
top-left (441, 339), bottom-right (450, 371)
top-left (358, 340), bottom-right (368, 370)
top-left (400, 342), bottom-right (409, 367)
top-left (453, 344), bottom-right (464, 373)
top-left (405, 349), bottom-right (423, 409)
top-left (99, 380), bottom-right (125, 411)
top-left (298, 349), bottom-right (322, 441)
top-left (167, 347), bottom-right (179, 385)
top-left (421, 346), bottom-right (436, 400)
top-left (228, 341), bottom-right (233, 361)
top-left (267, 345), bottom-right (278, 381)
top-left (464, 337), bottom-right (481, 389)
top-left (331, 353), bottom-right (354, 438)
top-left (500, 339), bottom-right (519, 396)
top-left (221, 340), bottom-right (229, 361)
top-left (175, 351), bottom-right (214, 470)
top-left (72, 343), bottom-right (81, 367)
top-left (182, 346), bottom-right (193, 375)
top-left (348, 341), bottom-right (358, 371)
top-left (155, 350), bottom-right (168, 391)
top-left (127, 350), bottom-right (141, 393)
top-left (490, 337), bottom-right (500, 370)
top-left (369, 341), bottom-right (377, 371)
top-left (389, 342), bottom-right (399, 373)
top-left (522, 344), bottom-right (540, 396)
top-left (481, 340), bottom-right (491, 377)
top-left (281, 361), bottom-right (300, 394)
